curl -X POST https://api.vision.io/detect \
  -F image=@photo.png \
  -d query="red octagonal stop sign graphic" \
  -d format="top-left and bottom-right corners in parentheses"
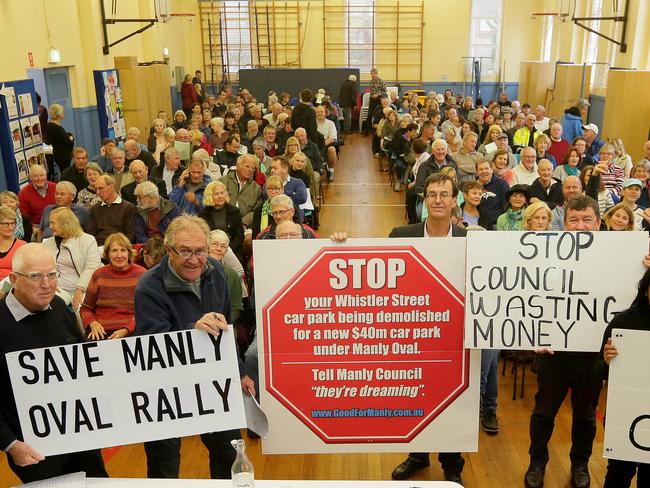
top-left (263, 246), bottom-right (469, 443)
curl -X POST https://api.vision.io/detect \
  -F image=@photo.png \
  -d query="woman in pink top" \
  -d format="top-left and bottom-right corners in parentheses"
top-left (491, 149), bottom-right (514, 186)
top-left (0, 206), bottom-right (26, 284)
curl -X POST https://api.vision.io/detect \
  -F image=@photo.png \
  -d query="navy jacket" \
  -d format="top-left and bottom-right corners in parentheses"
top-left (478, 175), bottom-right (509, 230)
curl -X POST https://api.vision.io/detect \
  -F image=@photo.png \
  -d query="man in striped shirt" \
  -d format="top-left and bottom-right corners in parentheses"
top-left (594, 143), bottom-right (625, 199)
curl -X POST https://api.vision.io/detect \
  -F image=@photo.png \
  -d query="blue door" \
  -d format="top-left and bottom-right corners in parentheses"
top-left (43, 67), bottom-right (77, 137)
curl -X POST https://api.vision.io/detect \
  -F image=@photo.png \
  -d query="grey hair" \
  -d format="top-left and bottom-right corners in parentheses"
top-left (270, 193), bottom-right (294, 210)
top-left (210, 229), bottom-right (230, 245)
top-left (164, 214), bottom-right (211, 248)
top-left (134, 181), bottom-right (159, 198)
top-left (12, 243), bottom-right (55, 274)
top-left (55, 180), bottom-right (77, 198)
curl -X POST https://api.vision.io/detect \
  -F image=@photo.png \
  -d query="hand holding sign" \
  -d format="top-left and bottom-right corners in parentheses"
top-left (194, 312), bottom-right (228, 336)
top-left (603, 338), bottom-right (618, 365)
top-left (7, 440), bottom-right (45, 467)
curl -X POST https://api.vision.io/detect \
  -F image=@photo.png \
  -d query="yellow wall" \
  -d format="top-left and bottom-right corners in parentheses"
top-left (0, 0), bottom-right (202, 107)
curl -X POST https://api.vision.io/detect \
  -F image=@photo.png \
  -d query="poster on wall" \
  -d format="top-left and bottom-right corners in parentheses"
top-left (0, 85), bottom-right (18, 118)
top-left (15, 151), bottom-right (28, 184)
top-left (29, 116), bottom-right (41, 144)
top-left (94, 69), bottom-right (125, 141)
top-left (18, 93), bottom-right (33, 116)
top-left (9, 120), bottom-right (21, 151)
top-left (20, 118), bottom-right (33, 147)
top-left (254, 238), bottom-right (479, 454)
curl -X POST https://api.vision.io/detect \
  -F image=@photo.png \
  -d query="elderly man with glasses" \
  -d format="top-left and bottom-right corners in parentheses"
top-left (134, 214), bottom-right (254, 480)
top-left (0, 243), bottom-right (108, 482)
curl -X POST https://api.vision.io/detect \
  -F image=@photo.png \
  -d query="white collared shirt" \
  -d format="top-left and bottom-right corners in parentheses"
top-left (101, 194), bottom-right (122, 206)
top-left (6, 290), bottom-right (51, 322)
top-left (424, 221), bottom-right (453, 238)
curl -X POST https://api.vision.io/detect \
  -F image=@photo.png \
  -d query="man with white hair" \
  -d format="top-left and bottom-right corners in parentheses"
top-left (0, 243), bottom-right (108, 482)
top-left (37, 180), bottom-right (89, 240)
top-left (120, 159), bottom-right (168, 205)
top-left (339, 74), bottom-right (358, 134)
top-left (123, 139), bottom-right (156, 172)
top-left (151, 148), bottom-right (186, 194)
top-left (87, 174), bottom-right (136, 245)
top-left (133, 181), bottom-right (181, 243)
top-left (405, 138), bottom-right (459, 223)
top-left (108, 148), bottom-right (134, 192)
top-left (220, 154), bottom-right (261, 226)
top-left (263, 102), bottom-right (283, 128)
top-left (18, 164), bottom-right (56, 228)
top-left (533, 105), bottom-right (550, 133)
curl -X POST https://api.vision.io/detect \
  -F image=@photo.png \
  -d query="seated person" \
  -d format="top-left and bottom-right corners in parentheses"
top-left (142, 236), bottom-right (167, 269)
top-left (42, 207), bottom-right (101, 308)
top-left (198, 181), bottom-right (244, 259)
top-left (315, 105), bottom-right (338, 180)
top-left (554, 147), bottom-right (582, 182)
top-left (491, 149), bottom-right (514, 186)
top-left (630, 160), bottom-right (649, 209)
top-left (121, 159), bottom-right (168, 205)
top-left (603, 203), bottom-right (635, 231)
top-left (107, 148), bottom-right (134, 193)
top-left (38, 181), bottom-right (89, 240)
top-left (169, 157), bottom-right (210, 215)
top-left (220, 154), bottom-right (261, 228)
top-left (534, 134), bottom-right (557, 167)
top-left (529, 159), bottom-right (563, 210)
top-left (133, 181), bottom-right (181, 243)
top-left (87, 175), bottom-right (136, 245)
top-left (151, 147), bottom-right (186, 196)
top-left (0, 207), bottom-right (26, 283)
top-left (80, 232), bottom-right (146, 340)
top-left (522, 201), bottom-right (552, 231)
top-left (215, 134), bottom-right (241, 173)
top-left (269, 156), bottom-right (307, 223)
top-left (252, 175), bottom-right (286, 237)
top-left (257, 194), bottom-right (318, 240)
top-left (124, 139), bottom-right (156, 172)
top-left (496, 184), bottom-right (530, 231)
top-left (460, 181), bottom-right (483, 228)
top-left (209, 229), bottom-right (244, 322)
top-left (0, 191), bottom-right (32, 243)
top-left (476, 160), bottom-right (509, 230)
top-left (76, 163), bottom-right (104, 209)
top-left (511, 146), bottom-right (539, 186)
top-left (18, 164), bottom-right (56, 231)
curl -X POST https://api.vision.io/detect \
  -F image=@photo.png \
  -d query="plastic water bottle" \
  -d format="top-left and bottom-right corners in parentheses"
top-left (231, 438), bottom-right (255, 488)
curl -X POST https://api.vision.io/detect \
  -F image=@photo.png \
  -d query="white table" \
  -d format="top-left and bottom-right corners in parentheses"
top-left (86, 479), bottom-right (461, 487)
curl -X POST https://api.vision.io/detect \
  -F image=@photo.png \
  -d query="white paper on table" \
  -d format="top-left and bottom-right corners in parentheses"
top-left (16, 471), bottom-right (86, 488)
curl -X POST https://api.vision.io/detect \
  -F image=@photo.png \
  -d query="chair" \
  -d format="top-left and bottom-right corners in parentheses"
top-left (501, 351), bottom-right (534, 400)
top-left (359, 92), bottom-right (371, 133)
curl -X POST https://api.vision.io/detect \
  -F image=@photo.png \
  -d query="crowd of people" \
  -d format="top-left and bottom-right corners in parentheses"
top-left (0, 68), bottom-right (649, 487)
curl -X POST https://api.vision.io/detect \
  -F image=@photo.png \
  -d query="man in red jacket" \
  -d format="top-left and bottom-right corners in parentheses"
top-left (18, 164), bottom-right (56, 231)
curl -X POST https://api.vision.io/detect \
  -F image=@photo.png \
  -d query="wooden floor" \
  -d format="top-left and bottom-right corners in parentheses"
top-left (0, 133), bottom-right (612, 486)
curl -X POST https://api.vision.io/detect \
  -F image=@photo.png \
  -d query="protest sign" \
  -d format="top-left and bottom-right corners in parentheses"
top-left (6, 329), bottom-right (246, 456)
top-left (254, 238), bottom-right (479, 454)
top-left (604, 328), bottom-right (650, 464)
top-left (465, 231), bottom-right (647, 351)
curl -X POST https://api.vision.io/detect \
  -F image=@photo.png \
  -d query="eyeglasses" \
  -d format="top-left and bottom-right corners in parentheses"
top-left (168, 246), bottom-right (209, 259)
top-left (272, 208), bottom-right (292, 217)
top-left (14, 271), bottom-right (59, 282)
top-left (277, 232), bottom-right (302, 239)
top-left (425, 192), bottom-right (452, 201)
top-left (0, 221), bottom-right (17, 227)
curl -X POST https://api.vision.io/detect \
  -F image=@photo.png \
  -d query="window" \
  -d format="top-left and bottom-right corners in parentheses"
top-left (585, 0), bottom-right (602, 84)
top-left (541, 15), bottom-right (554, 62)
top-left (468, 0), bottom-right (503, 74)
top-left (345, 0), bottom-right (374, 73)
top-left (221, 1), bottom-right (253, 74)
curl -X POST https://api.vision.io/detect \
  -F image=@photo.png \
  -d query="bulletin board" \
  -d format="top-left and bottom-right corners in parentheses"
top-left (93, 69), bottom-right (126, 142)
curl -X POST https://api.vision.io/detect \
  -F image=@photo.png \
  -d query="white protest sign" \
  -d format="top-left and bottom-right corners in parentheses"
top-left (6, 329), bottom-right (246, 456)
top-left (465, 231), bottom-right (647, 352)
top-left (254, 238), bottom-right (479, 454)
top-left (604, 328), bottom-right (650, 463)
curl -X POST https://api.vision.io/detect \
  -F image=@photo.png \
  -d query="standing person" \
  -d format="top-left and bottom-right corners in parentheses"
top-left (339, 74), bottom-right (358, 134)
top-left (0, 243), bottom-right (108, 482)
top-left (388, 172), bottom-right (466, 485)
top-left (134, 215), bottom-right (254, 479)
top-left (181, 74), bottom-right (198, 118)
top-left (37, 93), bottom-right (48, 142)
top-left (45, 103), bottom-right (74, 173)
top-left (291, 89), bottom-right (321, 147)
top-left (561, 99), bottom-right (589, 145)
top-left (524, 195), bottom-right (607, 488)
top-left (600, 268), bottom-right (650, 487)
top-left (362, 68), bottom-right (386, 135)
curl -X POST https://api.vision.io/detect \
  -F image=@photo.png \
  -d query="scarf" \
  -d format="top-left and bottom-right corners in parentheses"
top-left (13, 209), bottom-right (24, 240)
top-left (565, 165), bottom-right (579, 177)
top-left (260, 200), bottom-right (273, 231)
top-left (503, 207), bottom-right (524, 231)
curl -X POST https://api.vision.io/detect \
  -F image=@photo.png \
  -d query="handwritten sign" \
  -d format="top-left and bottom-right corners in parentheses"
top-left (604, 328), bottom-right (650, 464)
top-left (7, 329), bottom-right (246, 456)
top-left (465, 231), bottom-right (647, 351)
